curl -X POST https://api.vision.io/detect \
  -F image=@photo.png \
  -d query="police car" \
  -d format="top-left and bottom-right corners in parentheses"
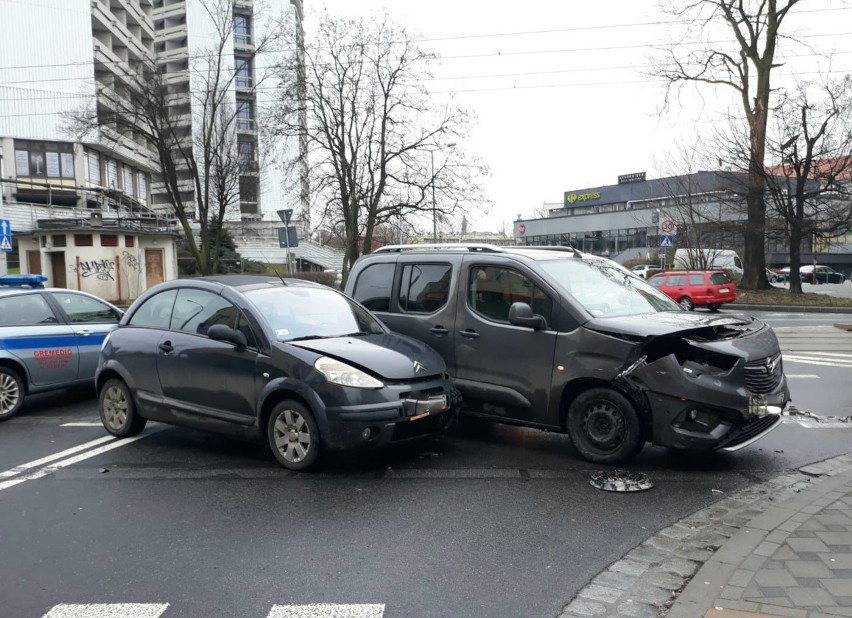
top-left (0, 275), bottom-right (123, 420)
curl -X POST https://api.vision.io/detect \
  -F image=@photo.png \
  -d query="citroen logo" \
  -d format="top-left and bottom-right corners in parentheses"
top-left (413, 361), bottom-right (426, 373)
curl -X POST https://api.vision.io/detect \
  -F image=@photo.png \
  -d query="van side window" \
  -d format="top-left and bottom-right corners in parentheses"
top-left (399, 264), bottom-right (452, 313)
top-left (352, 263), bottom-right (395, 312)
top-left (468, 266), bottom-right (553, 325)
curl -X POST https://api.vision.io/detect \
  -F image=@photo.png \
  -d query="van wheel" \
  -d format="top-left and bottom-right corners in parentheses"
top-left (567, 388), bottom-right (644, 464)
top-left (0, 367), bottom-right (25, 421)
top-left (679, 296), bottom-right (694, 311)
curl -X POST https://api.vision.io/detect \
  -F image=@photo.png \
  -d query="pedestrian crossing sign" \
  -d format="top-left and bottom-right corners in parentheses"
top-left (0, 218), bottom-right (12, 252)
top-left (659, 234), bottom-right (675, 249)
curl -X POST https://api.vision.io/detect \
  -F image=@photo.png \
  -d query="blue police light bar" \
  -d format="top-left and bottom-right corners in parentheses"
top-left (0, 274), bottom-right (48, 288)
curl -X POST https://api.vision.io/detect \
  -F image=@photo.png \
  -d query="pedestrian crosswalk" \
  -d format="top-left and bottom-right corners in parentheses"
top-left (40, 604), bottom-right (386, 618)
top-left (783, 351), bottom-right (852, 368)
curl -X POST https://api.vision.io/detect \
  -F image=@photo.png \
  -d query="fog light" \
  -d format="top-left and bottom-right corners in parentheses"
top-left (361, 428), bottom-right (372, 440)
top-left (688, 409), bottom-right (699, 421)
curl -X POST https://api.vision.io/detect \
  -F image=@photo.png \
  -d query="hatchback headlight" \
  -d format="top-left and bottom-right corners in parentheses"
top-left (314, 356), bottom-right (383, 389)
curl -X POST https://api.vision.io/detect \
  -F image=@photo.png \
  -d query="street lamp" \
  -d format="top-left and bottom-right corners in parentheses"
top-left (432, 143), bottom-right (456, 242)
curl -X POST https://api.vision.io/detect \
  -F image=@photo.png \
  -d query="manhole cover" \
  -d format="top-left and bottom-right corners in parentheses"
top-left (590, 470), bottom-right (653, 492)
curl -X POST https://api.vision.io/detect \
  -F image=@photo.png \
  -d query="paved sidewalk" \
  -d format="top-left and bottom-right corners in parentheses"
top-left (558, 454), bottom-right (852, 618)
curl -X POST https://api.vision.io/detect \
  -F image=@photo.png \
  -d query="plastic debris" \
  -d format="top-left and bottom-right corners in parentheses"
top-left (589, 470), bottom-right (653, 492)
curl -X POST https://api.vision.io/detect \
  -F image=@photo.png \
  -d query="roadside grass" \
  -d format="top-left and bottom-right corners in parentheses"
top-left (734, 287), bottom-right (852, 307)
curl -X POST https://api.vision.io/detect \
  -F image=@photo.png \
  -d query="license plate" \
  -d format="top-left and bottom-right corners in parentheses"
top-left (719, 287), bottom-right (730, 293)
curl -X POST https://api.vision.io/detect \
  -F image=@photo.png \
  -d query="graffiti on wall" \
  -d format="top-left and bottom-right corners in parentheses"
top-left (73, 259), bottom-right (116, 281)
top-left (122, 251), bottom-right (139, 271)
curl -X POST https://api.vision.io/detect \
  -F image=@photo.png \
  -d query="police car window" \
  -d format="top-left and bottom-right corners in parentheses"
top-left (170, 289), bottom-right (238, 337)
top-left (127, 290), bottom-right (177, 329)
top-left (468, 266), bottom-right (552, 325)
top-left (399, 263), bottom-right (451, 313)
top-left (353, 263), bottom-right (395, 312)
top-left (50, 292), bottom-right (118, 323)
top-left (0, 294), bottom-right (58, 327)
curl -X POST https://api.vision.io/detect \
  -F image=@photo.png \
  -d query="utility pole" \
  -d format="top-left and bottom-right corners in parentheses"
top-left (0, 153), bottom-right (7, 276)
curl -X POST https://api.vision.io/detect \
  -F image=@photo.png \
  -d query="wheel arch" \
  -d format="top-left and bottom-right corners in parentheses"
top-left (259, 389), bottom-right (322, 439)
top-left (0, 358), bottom-right (29, 394)
top-left (559, 377), bottom-right (651, 438)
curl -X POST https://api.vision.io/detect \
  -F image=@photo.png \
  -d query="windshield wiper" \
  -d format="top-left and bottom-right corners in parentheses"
top-left (287, 335), bottom-right (330, 342)
top-left (341, 331), bottom-right (371, 337)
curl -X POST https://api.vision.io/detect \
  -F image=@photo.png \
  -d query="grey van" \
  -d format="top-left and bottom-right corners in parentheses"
top-left (345, 244), bottom-right (790, 464)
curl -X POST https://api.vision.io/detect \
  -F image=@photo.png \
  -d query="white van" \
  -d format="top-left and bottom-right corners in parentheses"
top-left (673, 248), bottom-right (743, 281)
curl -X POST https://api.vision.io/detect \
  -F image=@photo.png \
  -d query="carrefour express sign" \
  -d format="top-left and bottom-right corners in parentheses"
top-left (565, 191), bottom-right (602, 205)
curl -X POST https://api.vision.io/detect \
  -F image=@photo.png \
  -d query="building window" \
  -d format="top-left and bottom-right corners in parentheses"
top-left (235, 57), bottom-right (253, 89)
top-left (125, 236), bottom-right (135, 248)
top-left (74, 234), bottom-right (94, 247)
top-left (86, 150), bottom-right (101, 184)
top-left (52, 234), bottom-right (67, 248)
top-left (123, 166), bottom-right (135, 196)
top-left (138, 172), bottom-right (147, 200)
top-left (234, 15), bottom-right (252, 45)
top-left (238, 140), bottom-right (255, 161)
top-left (236, 99), bottom-right (254, 130)
top-left (13, 141), bottom-right (74, 179)
top-left (101, 234), bottom-right (119, 247)
top-left (106, 159), bottom-right (118, 190)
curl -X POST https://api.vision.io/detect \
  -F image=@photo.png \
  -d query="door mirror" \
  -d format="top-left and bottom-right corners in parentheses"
top-left (207, 324), bottom-right (248, 347)
top-left (508, 302), bottom-right (546, 330)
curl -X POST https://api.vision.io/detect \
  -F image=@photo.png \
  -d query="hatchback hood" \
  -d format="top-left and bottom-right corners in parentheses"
top-left (288, 333), bottom-right (445, 381)
top-left (586, 311), bottom-right (761, 340)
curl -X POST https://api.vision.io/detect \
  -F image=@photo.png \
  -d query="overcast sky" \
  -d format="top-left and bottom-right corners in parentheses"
top-left (311, 1), bottom-right (851, 233)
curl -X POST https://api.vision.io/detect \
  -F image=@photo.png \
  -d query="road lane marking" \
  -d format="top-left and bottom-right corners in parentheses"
top-left (61, 422), bottom-right (106, 427)
top-left (0, 435), bottom-right (116, 479)
top-left (0, 427), bottom-right (165, 493)
top-left (784, 356), bottom-right (852, 367)
top-left (42, 604), bottom-right (169, 618)
top-left (267, 604), bottom-right (385, 618)
top-left (784, 352), bottom-right (852, 357)
top-left (786, 374), bottom-right (820, 378)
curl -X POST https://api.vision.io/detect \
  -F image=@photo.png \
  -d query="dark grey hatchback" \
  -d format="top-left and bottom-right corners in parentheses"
top-left (96, 276), bottom-right (458, 470)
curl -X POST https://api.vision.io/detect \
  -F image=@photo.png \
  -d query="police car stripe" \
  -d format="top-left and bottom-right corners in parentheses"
top-left (0, 334), bottom-right (107, 349)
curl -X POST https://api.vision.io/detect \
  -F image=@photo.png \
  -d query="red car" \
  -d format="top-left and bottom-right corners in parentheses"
top-left (647, 270), bottom-right (737, 311)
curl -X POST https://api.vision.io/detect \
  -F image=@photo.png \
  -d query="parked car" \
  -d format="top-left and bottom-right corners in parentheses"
top-left (345, 244), bottom-right (789, 465)
top-left (766, 269), bottom-right (787, 283)
top-left (647, 270), bottom-right (737, 311)
top-left (631, 264), bottom-right (663, 279)
top-left (95, 275), bottom-right (459, 470)
top-left (0, 275), bottom-right (123, 420)
top-left (799, 265), bottom-right (846, 284)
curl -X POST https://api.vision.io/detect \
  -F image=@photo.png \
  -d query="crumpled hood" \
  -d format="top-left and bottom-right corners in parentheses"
top-left (585, 311), bottom-right (762, 339)
top-left (288, 333), bottom-right (446, 381)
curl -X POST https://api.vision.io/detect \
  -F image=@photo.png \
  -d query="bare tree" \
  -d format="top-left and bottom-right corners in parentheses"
top-left (763, 75), bottom-right (852, 292)
top-left (66, 0), bottom-right (285, 275)
top-left (651, 0), bottom-right (803, 289)
top-left (272, 10), bottom-right (490, 278)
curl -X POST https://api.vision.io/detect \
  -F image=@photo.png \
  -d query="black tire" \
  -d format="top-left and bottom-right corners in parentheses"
top-left (678, 296), bottom-right (695, 311)
top-left (99, 378), bottom-right (147, 437)
top-left (707, 303), bottom-right (721, 312)
top-left (0, 367), bottom-right (25, 422)
top-left (567, 387), bottom-right (644, 464)
top-left (769, 276), bottom-right (778, 283)
top-left (268, 400), bottom-right (321, 471)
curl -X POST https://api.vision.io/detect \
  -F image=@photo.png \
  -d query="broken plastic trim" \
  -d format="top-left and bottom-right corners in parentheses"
top-left (589, 470), bottom-right (654, 492)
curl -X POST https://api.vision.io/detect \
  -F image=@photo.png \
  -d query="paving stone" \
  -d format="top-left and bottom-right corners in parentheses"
top-left (796, 577), bottom-right (823, 588)
top-left (741, 554), bottom-right (768, 571)
top-left (579, 584), bottom-right (624, 604)
top-left (658, 557), bottom-right (699, 578)
top-left (823, 580), bottom-right (852, 597)
top-left (755, 570), bottom-right (798, 587)
top-left (785, 561), bottom-right (834, 578)
top-left (767, 529), bottom-right (792, 544)
top-left (779, 520), bottom-right (803, 533)
top-left (788, 538), bottom-right (832, 553)
top-left (609, 559), bottom-right (649, 577)
top-left (729, 568), bottom-right (755, 588)
top-left (716, 599), bottom-right (761, 612)
top-left (658, 524), bottom-right (694, 541)
top-left (614, 600), bottom-right (660, 618)
top-left (755, 541), bottom-right (782, 557)
top-left (642, 570), bottom-right (686, 590)
top-left (626, 582), bottom-right (672, 606)
top-left (821, 554), bottom-right (852, 569)
top-left (758, 605), bottom-right (807, 617)
top-left (721, 585), bottom-right (745, 600)
top-left (758, 587), bottom-right (788, 598)
top-left (560, 598), bottom-right (608, 617)
top-left (823, 606), bottom-right (852, 616)
top-left (787, 587), bottom-right (838, 606)
top-left (816, 531), bottom-right (852, 545)
top-left (773, 546), bottom-right (800, 561)
top-left (817, 514), bottom-right (852, 526)
top-left (646, 535), bottom-right (683, 552)
top-left (836, 596), bottom-right (852, 607)
top-left (627, 546), bottom-right (671, 564)
top-left (592, 570), bottom-right (637, 591)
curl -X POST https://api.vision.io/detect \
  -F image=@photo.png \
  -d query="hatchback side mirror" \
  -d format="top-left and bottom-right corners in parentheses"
top-left (508, 302), bottom-right (546, 330)
top-left (207, 324), bottom-right (248, 347)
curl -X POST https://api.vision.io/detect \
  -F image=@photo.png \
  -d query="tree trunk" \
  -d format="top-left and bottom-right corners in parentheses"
top-left (789, 225), bottom-right (803, 294)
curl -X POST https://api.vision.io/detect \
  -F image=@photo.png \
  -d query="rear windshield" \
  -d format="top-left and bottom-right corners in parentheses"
top-left (710, 273), bottom-right (731, 284)
top-left (538, 259), bottom-right (680, 317)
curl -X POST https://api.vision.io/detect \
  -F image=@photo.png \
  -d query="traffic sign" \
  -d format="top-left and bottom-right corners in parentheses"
top-left (0, 219), bottom-right (11, 253)
top-left (658, 247), bottom-right (667, 256)
top-left (659, 234), bottom-right (675, 248)
top-left (659, 219), bottom-right (677, 235)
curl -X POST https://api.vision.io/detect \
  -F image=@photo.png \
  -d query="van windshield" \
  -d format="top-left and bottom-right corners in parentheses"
top-left (538, 259), bottom-right (680, 317)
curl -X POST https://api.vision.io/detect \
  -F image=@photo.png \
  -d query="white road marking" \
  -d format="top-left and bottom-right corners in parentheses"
top-left (784, 356), bottom-right (852, 368)
top-left (267, 605), bottom-right (386, 618)
top-left (785, 374), bottom-right (820, 378)
top-left (0, 435), bottom-right (116, 479)
top-left (61, 422), bottom-right (106, 427)
top-left (0, 427), bottom-right (164, 493)
top-left (785, 352), bottom-right (852, 358)
top-left (42, 604), bottom-right (169, 618)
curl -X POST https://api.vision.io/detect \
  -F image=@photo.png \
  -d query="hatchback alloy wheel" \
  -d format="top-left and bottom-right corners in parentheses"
top-left (98, 378), bottom-right (147, 437)
top-left (0, 369), bottom-right (23, 420)
top-left (102, 383), bottom-right (129, 431)
top-left (268, 401), bottom-right (321, 470)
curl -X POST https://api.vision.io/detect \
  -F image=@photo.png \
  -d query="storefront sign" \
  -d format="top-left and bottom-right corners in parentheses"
top-left (618, 172), bottom-right (646, 184)
top-left (565, 192), bottom-right (602, 205)
top-left (518, 224), bottom-right (526, 234)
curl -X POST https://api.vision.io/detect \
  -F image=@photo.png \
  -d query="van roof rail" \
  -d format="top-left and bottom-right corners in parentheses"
top-left (373, 243), bottom-right (506, 254)
top-left (504, 245), bottom-right (583, 257)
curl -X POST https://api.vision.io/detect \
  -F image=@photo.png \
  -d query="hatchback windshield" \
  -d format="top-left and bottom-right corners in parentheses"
top-left (245, 286), bottom-right (385, 341)
top-left (538, 259), bottom-right (680, 317)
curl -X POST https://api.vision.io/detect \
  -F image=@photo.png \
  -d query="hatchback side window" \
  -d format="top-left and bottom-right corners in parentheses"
top-left (667, 275), bottom-right (686, 286)
top-left (170, 289), bottom-right (239, 337)
top-left (688, 274), bottom-right (705, 286)
top-left (0, 294), bottom-right (57, 326)
top-left (352, 263), bottom-right (395, 312)
top-left (127, 290), bottom-right (177, 329)
top-left (51, 292), bottom-right (118, 323)
top-left (468, 266), bottom-right (552, 325)
top-left (399, 263), bottom-right (452, 313)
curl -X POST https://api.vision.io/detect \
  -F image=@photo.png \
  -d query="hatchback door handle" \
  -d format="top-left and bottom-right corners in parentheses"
top-left (459, 329), bottom-right (480, 339)
top-left (430, 326), bottom-right (449, 335)
top-left (158, 341), bottom-right (174, 353)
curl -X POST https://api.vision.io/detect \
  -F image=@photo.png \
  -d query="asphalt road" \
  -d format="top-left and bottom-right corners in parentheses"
top-left (1, 313), bottom-right (851, 618)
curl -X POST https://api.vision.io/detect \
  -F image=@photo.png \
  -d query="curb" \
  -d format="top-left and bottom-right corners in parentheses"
top-left (730, 304), bottom-right (852, 314)
top-left (557, 453), bottom-right (852, 618)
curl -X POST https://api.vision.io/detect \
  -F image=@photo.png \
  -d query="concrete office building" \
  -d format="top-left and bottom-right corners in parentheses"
top-left (514, 171), bottom-right (852, 276)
